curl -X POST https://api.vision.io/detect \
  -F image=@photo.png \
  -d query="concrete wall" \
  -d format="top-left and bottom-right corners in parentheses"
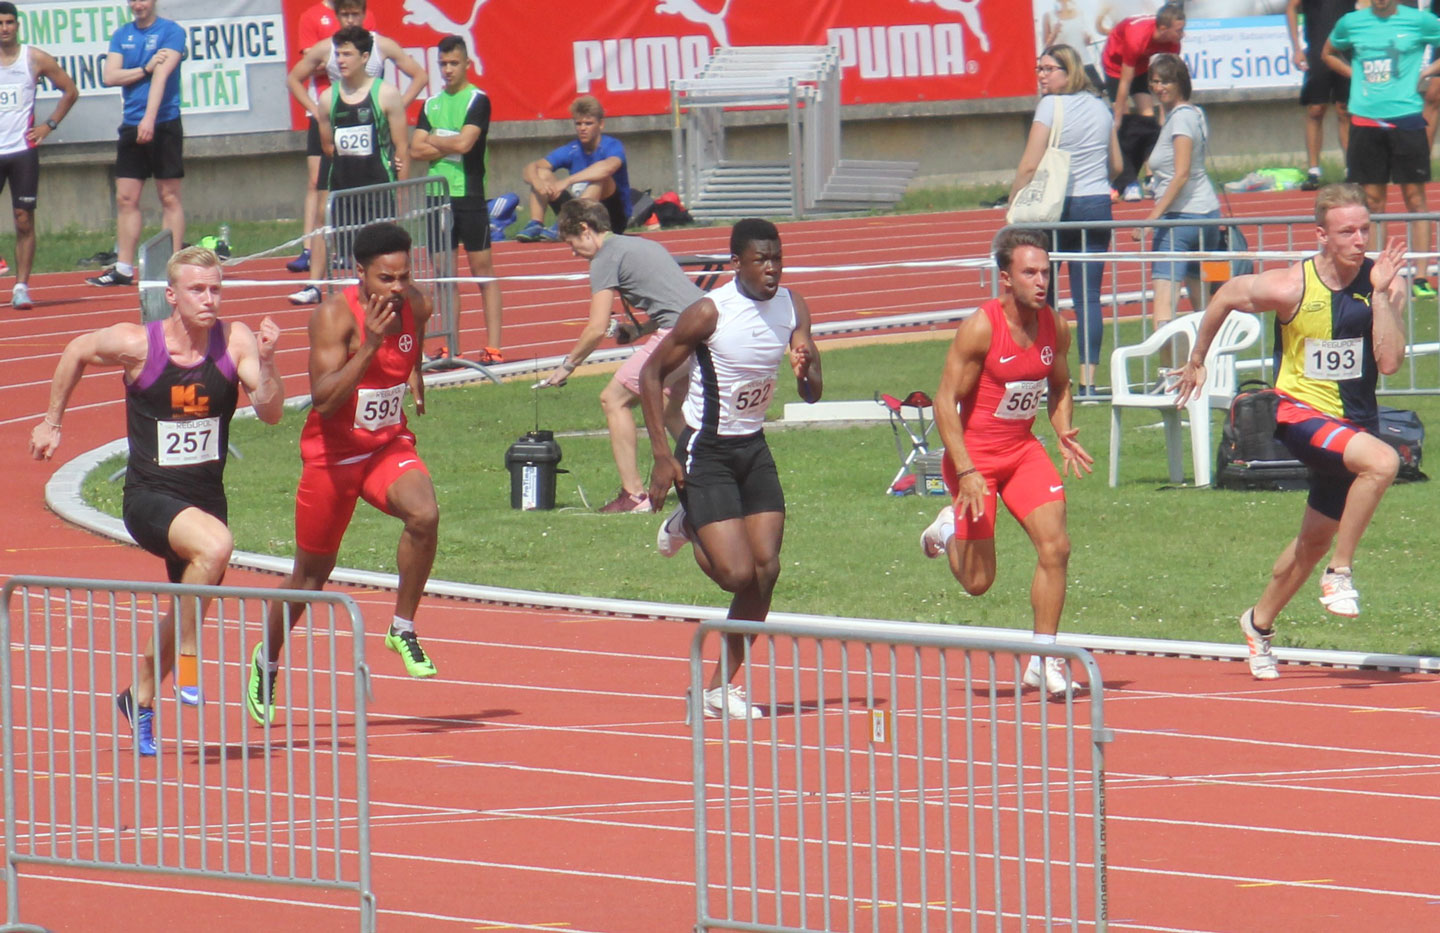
top-left (29, 88), bottom-right (1312, 234)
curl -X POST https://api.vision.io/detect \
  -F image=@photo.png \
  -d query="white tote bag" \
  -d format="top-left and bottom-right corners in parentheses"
top-left (1005, 99), bottom-right (1071, 225)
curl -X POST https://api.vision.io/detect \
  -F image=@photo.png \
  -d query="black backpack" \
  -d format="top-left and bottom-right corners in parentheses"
top-left (1377, 407), bottom-right (1427, 482)
top-left (1215, 381), bottom-right (1309, 491)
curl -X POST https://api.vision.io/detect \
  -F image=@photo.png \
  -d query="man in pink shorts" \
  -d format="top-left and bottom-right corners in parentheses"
top-left (919, 228), bottom-right (1095, 697)
top-left (538, 198), bottom-right (702, 512)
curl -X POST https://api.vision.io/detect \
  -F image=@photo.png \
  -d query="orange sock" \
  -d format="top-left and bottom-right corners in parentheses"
top-left (178, 653), bottom-right (198, 688)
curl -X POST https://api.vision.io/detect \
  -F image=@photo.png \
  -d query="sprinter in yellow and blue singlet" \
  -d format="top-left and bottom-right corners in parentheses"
top-left (1172, 184), bottom-right (1407, 683)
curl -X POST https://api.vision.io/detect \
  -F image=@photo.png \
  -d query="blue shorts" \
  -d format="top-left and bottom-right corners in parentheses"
top-left (1151, 211), bottom-right (1221, 281)
top-left (1274, 400), bottom-right (1369, 521)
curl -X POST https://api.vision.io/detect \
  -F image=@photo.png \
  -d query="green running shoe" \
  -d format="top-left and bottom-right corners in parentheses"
top-left (385, 629), bottom-right (437, 678)
top-left (245, 643), bottom-right (277, 725)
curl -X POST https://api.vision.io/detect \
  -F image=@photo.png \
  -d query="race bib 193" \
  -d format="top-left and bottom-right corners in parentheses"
top-left (1303, 337), bottom-right (1363, 382)
top-left (354, 384), bottom-right (406, 431)
top-left (0, 86), bottom-right (23, 112)
top-left (156, 416), bottom-right (220, 466)
top-left (334, 123), bottom-right (373, 157)
top-left (995, 379), bottom-right (1045, 420)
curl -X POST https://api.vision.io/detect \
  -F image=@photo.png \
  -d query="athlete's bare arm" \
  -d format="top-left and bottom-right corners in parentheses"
top-left (934, 310), bottom-right (993, 519)
top-left (376, 37), bottom-right (427, 109)
top-left (316, 86), bottom-right (336, 156)
top-left (541, 288), bottom-right (616, 387)
top-left (29, 324), bottom-right (148, 459)
top-left (28, 49), bottom-right (78, 146)
top-left (407, 284), bottom-right (431, 415)
top-left (379, 83), bottom-right (409, 180)
top-left (1321, 38), bottom-right (1352, 80)
top-left (285, 41), bottom-right (331, 120)
top-left (642, 296), bottom-right (718, 509)
top-left (1369, 237), bottom-right (1409, 375)
top-left (414, 120), bottom-right (481, 161)
top-left (1044, 309), bottom-right (1094, 477)
top-left (1174, 264), bottom-right (1305, 405)
top-left (788, 292), bottom-right (823, 402)
top-left (227, 318), bottom-right (285, 425)
top-left (307, 292), bottom-right (392, 418)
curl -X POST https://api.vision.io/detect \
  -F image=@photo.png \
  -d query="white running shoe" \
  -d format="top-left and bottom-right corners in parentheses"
top-left (1319, 568), bottom-right (1359, 618)
top-left (703, 684), bottom-right (764, 720)
top-left (288, 285), bottom-right (322, 305)
top-left (1022, 656), bottom-right (1076, 698)
top-left (920, 504), bottom-right (954, 559)
top-left (1239, 608), bottom-right (1279, 680)
top-left (656, 504), bottom-right (690, 557)
top-left (10, 282), bottom-right (32, 310)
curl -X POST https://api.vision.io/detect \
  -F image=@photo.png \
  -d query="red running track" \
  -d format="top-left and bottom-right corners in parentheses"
top-left (2, 194), bottom-right (1437, 931)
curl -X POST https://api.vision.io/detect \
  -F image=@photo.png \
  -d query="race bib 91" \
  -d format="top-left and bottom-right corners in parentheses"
top-left (1303, 337), bottom-right (1363, 382)
top-left (355, 384), bottom-right (406, 431)
top-left (0, 86), bottom-right (22, 112)
top-left (334, 123), bottom-right (373, 157)
top-left (995, 379), bottom-right (1045, 420)
top-left (156, 417), bottom-right (220, 466)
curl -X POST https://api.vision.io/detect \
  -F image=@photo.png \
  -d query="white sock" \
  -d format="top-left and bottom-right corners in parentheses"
top-left (1307, 166), bottom-right (1321, 176)
top-left (390, 615), bottom-right (414, 635)
top-left (114, 261), bottom-right (134, 276)
top-left (939, 518), bottom-right (955, 546)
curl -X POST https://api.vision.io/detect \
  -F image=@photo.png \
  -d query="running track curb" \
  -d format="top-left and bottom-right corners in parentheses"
top-left (46, 437), bottom-right (1440, 676)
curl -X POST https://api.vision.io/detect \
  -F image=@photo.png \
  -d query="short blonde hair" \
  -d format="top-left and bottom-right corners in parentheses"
top-left (571, 95), bottom-right (604, 120)
top-left (1314, 182), bottom-right (1369, 227)
top-left (166, 245), bottom-right (222, 287)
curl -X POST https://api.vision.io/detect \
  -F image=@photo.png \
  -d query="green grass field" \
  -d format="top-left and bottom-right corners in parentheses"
top-left (80, 336), bottom-right (1440, 658)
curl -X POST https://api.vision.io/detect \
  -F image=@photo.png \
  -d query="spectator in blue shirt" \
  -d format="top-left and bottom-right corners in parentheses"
top-left (516, 95), bottom-right (631, 242)
top-left (88, 0), bottom-right (187, 287)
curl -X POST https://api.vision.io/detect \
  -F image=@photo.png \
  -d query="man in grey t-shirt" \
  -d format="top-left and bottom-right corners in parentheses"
top-left (539, 198), bottom-right (703, 513)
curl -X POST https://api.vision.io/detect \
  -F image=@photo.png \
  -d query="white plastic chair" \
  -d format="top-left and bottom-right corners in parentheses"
top-left (1108, 312), bottom-right (1262, 487)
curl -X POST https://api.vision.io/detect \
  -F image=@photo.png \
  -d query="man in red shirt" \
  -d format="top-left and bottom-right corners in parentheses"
top-left (919, 229), bottom-right (1094, 697)
top-left (248, 222), bottom-right (441, 727)
top-left (1101, 2), bottom-right (1186, 199)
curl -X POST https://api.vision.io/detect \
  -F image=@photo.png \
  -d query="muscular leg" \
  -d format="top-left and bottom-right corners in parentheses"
top-left (1330, 432), bottom-right (1400, 570)
top-left (155, 177), bottom-right (184, 252)
top-left (1252, 506), bottom-right (1339, 629)
top-left (692, 510), bottom-right (785, 688)
top-left (114, 178), bottom-right (144, 267)
top-left (385, 469), bottom-right (440, 622)
top-left (526, 165), bottom-right (559, 223)
top-left (13, 208), bottom-right (34, 284)
top-left (601, 379), bottom-right (646, 496)
top-left (1335, 102), bottom-right (1350, 160)
top-left (1016, 500), bottom-right (1070, 637)
top-left (1361, 183), bottom-right (1387, 250)
top-left (1304, 103), bottom-right (1327, 171)
top-left (945, 534), bottom-right (997, 597)
top-left (133, 508), bottom-right (233, 707)
top-left (1400, 182), bottom-right (1431, 282)
top-left (262, 546), bottom-right (340, 663)
top-left (468, 246), bottom-right (504, 350)
top-left (304, 154), bottom-right (323, 257)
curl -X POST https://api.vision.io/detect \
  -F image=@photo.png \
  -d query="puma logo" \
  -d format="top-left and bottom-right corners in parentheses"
top-left (655, 0), bottom-right (734, 47)
top-left (910, 0), bottom-right (991, 53)
top-left (403, 0), bottom-right (491, 70)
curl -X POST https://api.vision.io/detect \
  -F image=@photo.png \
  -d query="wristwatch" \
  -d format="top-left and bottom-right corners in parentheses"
top-left (44, 118), bottom-right (57, 131)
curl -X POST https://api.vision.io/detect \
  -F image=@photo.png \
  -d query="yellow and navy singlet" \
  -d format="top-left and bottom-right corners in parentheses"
top-left (1273, 257), bottom-right (1378, 429)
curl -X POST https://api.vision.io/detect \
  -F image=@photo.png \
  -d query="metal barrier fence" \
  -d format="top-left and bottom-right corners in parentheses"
top-left (324, 176), bottom-right (498, 383)
top-left (138, 228), bottom-right (175, 324)
top-left (690, 618), bottom-right (1111, 932)
top-left (0, 577), bottom-right (375, 933)
top-left (997, 212), bottom-right (1440, 397)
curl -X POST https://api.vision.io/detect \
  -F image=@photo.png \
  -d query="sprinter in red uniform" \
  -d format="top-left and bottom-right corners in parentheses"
top-left (248, 222), bottom-right (439, 725)
top-left (919, 228), bottom-right (1093, 697)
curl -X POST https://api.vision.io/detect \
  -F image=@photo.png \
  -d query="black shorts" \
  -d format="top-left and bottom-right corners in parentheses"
top-left (426, 194), bottom-right (491, 253)
top-left (1300, 56), bottom-right (1350, 107)
top-left (551, 187), bottom-right (628, 234)
top-left (0, 148), bottom-right (39, 210)
top-left (1347, 123), bottom-right (1430, 185)
top-left (1104, 69), bottom-right (1150, 104)
top-left (115, 117), bottom-right (184, 181)
top-left (122, 486), bottom-right (227, 583)
top-left (306, 115), bottom-right (323, 157)
top-left (675, 428), bottom-right (785, 529)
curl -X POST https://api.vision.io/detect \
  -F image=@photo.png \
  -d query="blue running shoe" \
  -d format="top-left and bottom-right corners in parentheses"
top-left (178, 685), bottom-right (201, 706)
top-left (538, 224), bottom-right (559, 242)
top-left (285, 248), bottom-right (311, 273)
top-left (116, 688), bottom-right (157, 756)
top-left (514, 220), bottom-right (547, 243)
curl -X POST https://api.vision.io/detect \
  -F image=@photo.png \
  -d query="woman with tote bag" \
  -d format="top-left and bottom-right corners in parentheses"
top-left (1008, 44), bottom-right (1123, 400)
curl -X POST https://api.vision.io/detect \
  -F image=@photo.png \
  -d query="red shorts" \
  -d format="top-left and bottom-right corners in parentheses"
top-left (294, 433), bottom-right (429, 554)
top-left (942, 437), bottom-right (1064, 540)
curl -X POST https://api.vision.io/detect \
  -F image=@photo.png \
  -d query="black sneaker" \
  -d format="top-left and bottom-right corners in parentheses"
top-left (1300, 173), bottom-right (1321, 192)
top-left (87, 267), bottom-right (133, 287)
